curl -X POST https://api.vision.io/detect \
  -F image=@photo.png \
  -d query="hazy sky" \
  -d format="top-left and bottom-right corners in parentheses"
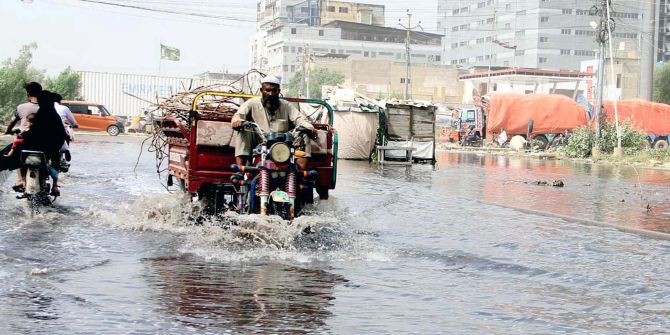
top-left (0, 0), bottom-right (439, 78)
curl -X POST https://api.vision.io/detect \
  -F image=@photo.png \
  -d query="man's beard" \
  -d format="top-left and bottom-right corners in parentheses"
top-left (262, 94), bottom-right (280, 111)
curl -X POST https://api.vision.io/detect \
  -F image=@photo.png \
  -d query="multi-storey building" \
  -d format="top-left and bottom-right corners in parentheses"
top-left (251, 0), bottom-right (442, 87)
top-left (658, 0), bottom-right (670, 62)
top-left (438, 0), bottom-right (645, 71)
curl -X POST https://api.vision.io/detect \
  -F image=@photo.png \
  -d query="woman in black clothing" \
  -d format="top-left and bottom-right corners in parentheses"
top-left (1, 90), bottom-right (66, 195)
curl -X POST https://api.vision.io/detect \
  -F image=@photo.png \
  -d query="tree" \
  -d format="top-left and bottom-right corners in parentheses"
top-left (285, 68), bottom-right (345, 98)
top-left (654, 63), bottom-right (670, 104)
top-left (0, 43), bottom-right (44, 122)
top-left (0, 44), bottom-right (82, 124)
top-left (44, 67), bottom-right (81, 100)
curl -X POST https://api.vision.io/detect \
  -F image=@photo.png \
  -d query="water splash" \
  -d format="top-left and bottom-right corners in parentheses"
top-left (90, 193), bottom-right (390, 263)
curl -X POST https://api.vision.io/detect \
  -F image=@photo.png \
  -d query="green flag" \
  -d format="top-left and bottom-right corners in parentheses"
top-left (160, 44), bottom-right (180, 61)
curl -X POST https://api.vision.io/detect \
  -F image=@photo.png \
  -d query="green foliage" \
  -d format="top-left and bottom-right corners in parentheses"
top-left (595, 120), bottom-right (648, 155)
top-left (44, 67), bottom-right (81, 100)
top-left (285, 68), bottom-right (344, 98)
top-left (654, 63), bottom-right (670, 104)
top-left (559, 126), bottom-right (594, 158)
top-left (0, 43), bottom-right (44, 122)
top-left (560, 121), bottom-right (648, 158)
top-left (0, 44), bottom-right (81, 124)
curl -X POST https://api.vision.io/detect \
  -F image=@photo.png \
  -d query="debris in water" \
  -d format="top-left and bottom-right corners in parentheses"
top-left (552, 180), bottom-right (564, 187)
top-left (646, 203), bottom-right (653, 212)
top-left (29, 268), bottom-right (49, 276)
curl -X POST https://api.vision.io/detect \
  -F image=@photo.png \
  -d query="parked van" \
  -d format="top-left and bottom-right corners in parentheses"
top-left (61, 101), bottom-right (125, 136)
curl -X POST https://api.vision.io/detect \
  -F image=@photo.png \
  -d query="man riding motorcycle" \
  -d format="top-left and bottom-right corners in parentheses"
top-left (231, 76), bottom-right (316, 171)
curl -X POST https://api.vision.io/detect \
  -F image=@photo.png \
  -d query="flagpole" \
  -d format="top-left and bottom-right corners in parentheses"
top-left (159, 42), bottom-right (163, 76)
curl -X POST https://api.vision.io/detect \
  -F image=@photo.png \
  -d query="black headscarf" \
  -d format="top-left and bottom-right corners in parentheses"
top-left (22, 90), bottom-right (66, 156)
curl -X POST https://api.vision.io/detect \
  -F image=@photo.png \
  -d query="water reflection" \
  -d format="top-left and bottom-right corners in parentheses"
top-left (144, 256), bottom-right (346, 334)
top-left (435, 152), bottom-right (670, 233)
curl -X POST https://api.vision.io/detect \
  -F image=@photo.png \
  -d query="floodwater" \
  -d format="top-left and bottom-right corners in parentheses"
top-left (2, 135), bottom-right (670, 334)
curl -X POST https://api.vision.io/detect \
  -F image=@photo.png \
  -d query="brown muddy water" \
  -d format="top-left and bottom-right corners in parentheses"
top-left (1, 135), bottom-right (670, 334)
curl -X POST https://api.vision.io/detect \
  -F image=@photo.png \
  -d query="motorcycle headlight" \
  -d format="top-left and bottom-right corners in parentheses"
top-left (269, 143), bottom-right (291, 164)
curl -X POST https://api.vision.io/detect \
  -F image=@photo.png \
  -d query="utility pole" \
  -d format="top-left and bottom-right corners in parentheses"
top-left (300, 44), bottom-right (308, 98)
top-left (398, 10), bottom-right (422, 100)
top-left (593, 0), bottom-right (613, 140)
top-left (640, 0), bottom-right (656, 100)
top-left (305, 45), bottom-right (311, 99)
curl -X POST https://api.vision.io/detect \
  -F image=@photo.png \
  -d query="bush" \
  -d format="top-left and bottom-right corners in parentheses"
top-left (559, 126), bottom-right (594, 158)
top-left (560, 121), bottom-right (648, 158)
top-left (595, 120), bottom-right (648, 155)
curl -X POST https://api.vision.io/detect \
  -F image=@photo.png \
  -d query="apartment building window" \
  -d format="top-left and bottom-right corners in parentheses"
top-left (460, 41), bottom-right (468, 46)
top-left (451, 60), bottom-right (458, 65)
top-left (515, 50), bottom-right (525, 56)
top-left (339, 7), bottom-right (349, 13)
top-left (291, 65), bottom-right (295, 72)
top-left (505, 23), bottom-right (511, 29)
top-left (460, 24), bottom-right (470, 30)
top-left (485, 55), bottom-right (491, 60)
top-left (612, 12), bottom-right (639, 19)
top-left (560, 49), bottom-right (571, 55)
top-left (291, 46), bottom-right (296, 52)
top-left (300, 7), bottom-right (308, 13)
top-left (574, 50), bottom-right (596, 56)
top-left (539, 57), bottom-right (547, 63)
top-left (561, 29), bottom-right (572, 35)
top-left (515, 30), bottom-right (525, 37)
top-left (486, 36), bottom-right (493, 42)
top-left (614, 32), bottom-right (638, 39)
top-left (400, 78), bottom-right (410, 83)
top-left (487, 17), bottom-right (495, 24)
top-left (451, 42), bottom-right (458, 49)
top-left (283, 65), bottom-right (289, 71)
top-left (477, 56), bottom-right (484, 61)
top-left (478, 2), bottom-right (486, 8)
top-left (516, 10), bottom-right (526, 15)
top-left (291, 28), bottom-right (297, 34)
top-left (452, 26), bottom-right (459, 32)
top-left (364, 51), bottom-right (369, 57)
top-left (452, 9), bottom-right (460, 15)
top-left (540, 37), bottom-right (548, 42)
top-left (283, 46), bottom-right (288, 52)
top-left (460, 7), bottom-right (469, 13)
top-left (331, 49), bottom-right (336, 53)
top-left (540, 16), bottom-right (549, 22)
top-left (562, 9), bottom-right (572, 14)
top-left (298, 47), bottom-right (303, 52)
top-left (575, 30), bottom-right (595, 36)
top-left (327, 6), bottom-right (335, 12)
top-left (487, 0), bottom-right (493, 5)
top-left (436, 55), bottom-right (441, 61)
top-left (459, 58), bottom-right (467, 64)
top-left (476, 38), bottom-right (485, 44)
top-left (576, 9), bottom-right (589, 15)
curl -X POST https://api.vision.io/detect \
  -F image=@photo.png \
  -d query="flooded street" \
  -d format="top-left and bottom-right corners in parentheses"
top-left (2, 134), bottom-right (670, 334)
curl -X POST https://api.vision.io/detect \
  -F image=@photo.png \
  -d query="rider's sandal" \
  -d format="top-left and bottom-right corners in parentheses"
top-left (50, 188), bottom-right (60, 197)
top-left (12, 185), bottom-right (25, 193)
